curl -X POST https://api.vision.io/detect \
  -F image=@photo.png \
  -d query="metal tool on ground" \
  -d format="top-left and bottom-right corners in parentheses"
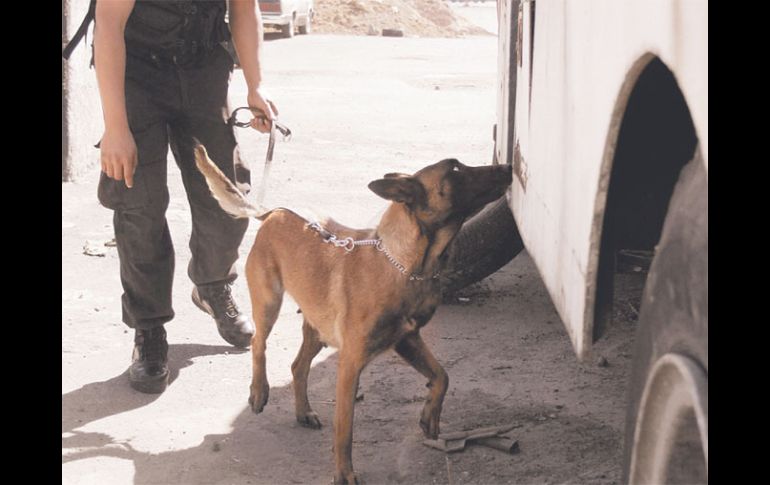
top-left (227, 106), bottom-right (292, 206)
top-left (423, 424), bottom-right (520, 454)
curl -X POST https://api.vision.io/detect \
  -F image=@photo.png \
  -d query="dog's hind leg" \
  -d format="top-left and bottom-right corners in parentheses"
top-left (246, 247), bottom-right (284, 414)
top-left (394, 331), bottom-right (448, 439)
top-left (291, 318), bottom-right (324, 429)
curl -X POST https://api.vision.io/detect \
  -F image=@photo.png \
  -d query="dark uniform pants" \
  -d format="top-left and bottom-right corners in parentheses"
top-left (97, 46), bottom-right (249, 330)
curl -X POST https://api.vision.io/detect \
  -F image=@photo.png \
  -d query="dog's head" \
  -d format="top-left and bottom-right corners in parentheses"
top-left (368, 159), bottom-right (513, 231)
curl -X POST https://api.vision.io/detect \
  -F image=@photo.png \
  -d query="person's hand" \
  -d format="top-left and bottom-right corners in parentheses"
top-left (100, 128), bottom-right (138, 188)
top-left (247, 88), bottom-right (279, 133)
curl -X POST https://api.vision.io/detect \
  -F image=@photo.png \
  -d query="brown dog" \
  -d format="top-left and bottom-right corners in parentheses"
top-left (194, 144), bottom-right (512, 484)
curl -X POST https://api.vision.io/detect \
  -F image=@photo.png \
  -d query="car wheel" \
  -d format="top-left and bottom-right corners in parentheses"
top-left (282, 16), bottom-right (295, 38)
top-left (299, 10), bottom-right (312, 34)
top-left (623, 151), bottom-right (708, 484)
top-left (440, 195), bottom-right (524, 297)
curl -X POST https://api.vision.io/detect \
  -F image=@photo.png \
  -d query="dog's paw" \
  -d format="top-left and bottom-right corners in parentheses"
top-left (419, 407), bottom-right (440, 439)
top-left (248, 384), bottom-right (270, 414)
top-left (296, 411), bottom-right (322, 429)
top-left (333, 470), bottom-right (361, 485)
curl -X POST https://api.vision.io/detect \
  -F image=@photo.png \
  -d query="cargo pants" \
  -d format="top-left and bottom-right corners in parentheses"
top-left (97, 45), bottom-right (249, 330)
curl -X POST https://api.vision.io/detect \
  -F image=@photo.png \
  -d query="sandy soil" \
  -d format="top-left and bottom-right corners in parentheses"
top-left (308, 0), bottom-right (490, 37)
top-left (63, 22), bottom-right (641, 485)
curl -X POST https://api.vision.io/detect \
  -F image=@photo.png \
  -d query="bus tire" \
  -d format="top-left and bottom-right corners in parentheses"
top-left (623, 152), bottom-right (708, 484)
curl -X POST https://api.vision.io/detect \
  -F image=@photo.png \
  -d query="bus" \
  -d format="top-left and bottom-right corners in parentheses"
top-left (493, 1), bottom-right (707, 482)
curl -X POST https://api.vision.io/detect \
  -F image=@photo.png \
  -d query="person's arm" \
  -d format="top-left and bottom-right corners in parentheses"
top-left (228, 0), bottom-right (278, 133)
top-left (94, 0), bottom-right (137, 187)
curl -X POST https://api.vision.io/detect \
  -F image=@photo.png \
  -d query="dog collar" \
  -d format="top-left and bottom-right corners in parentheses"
top-left (306, 222), bottom-right (440, 282)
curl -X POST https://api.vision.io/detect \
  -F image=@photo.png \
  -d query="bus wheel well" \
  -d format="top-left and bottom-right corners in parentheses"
top-left (592, 56), bottom-right (698, 341)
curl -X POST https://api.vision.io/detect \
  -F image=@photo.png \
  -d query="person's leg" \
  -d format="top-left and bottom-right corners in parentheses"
top-left (100, 160), bottom-right (173, 330)
top-left (97, 62), bottom-right (176, 392)
top-left (169, 123), bottom-right (247, 288)
top-left (168, 46), bottom-right (254, 348)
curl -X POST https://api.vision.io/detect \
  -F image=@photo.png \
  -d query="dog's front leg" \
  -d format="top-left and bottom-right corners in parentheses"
top-left (333, 351), bottom-right (363, 485)
top-left (395, 331), bottom-right (448, 439)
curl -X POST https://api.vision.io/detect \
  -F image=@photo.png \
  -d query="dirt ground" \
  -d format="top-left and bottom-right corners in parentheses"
top-left (63, 7), bottom-right (641, 484)
top-left (310, 0), bottom-right (490, 37)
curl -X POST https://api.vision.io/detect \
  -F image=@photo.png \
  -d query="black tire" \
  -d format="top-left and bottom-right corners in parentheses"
top-left (298, 11), bottom-right (312, 34)
top-left (623, 153), bottom-right (708, 484)
top-left (381, 28), bottom-right (404, 37)
top-left (440, 196), bottom-right (524, 296)
top-left (441, 0), bottom-right (521, 297)
top-left (281, 16), bottom-right (295, 38)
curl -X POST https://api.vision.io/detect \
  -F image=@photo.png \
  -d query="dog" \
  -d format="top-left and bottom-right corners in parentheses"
top-left (194, 143), bottom-right (512, 484)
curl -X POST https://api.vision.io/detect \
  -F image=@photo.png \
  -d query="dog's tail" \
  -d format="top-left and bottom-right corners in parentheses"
top-left (193, 142), bottom-right (271, 221)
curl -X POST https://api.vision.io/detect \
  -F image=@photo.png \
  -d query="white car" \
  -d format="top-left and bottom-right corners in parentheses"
top-left (259, 0), bottom-right (314, 38)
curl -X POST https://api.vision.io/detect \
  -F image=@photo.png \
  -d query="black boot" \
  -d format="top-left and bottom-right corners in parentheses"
top-left (192, 283), bottom-right (255, 348)
top-left (129, 326), bottom-right (169, 394)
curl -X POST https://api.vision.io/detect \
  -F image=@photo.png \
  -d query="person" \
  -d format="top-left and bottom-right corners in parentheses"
top-left (93, 0), bottom-right (277, 394)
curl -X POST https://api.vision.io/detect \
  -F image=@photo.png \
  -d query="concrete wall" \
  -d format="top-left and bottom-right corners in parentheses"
top-left (62, 0), bottom-right (104, 181)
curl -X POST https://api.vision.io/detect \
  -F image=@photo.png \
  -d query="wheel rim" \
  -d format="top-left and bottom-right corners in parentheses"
top-left (629, 353), bottom-right (708, 484)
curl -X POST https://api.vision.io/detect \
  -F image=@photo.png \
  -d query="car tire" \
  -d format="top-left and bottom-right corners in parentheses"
top-left (299, 10), bottom-right (312, 34)
top-left (381, 28), bottom-right (404, 37)
top-left (440, 195), bottom-right (524, 297)
top-left (282, 16), bottom-right (295, 38)
top-left (623, 151), bottom-right (708, 484)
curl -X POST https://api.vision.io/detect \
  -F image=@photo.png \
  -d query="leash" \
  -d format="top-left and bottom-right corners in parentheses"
top-left (225, 111), bottom-right (436, 282)
top-left (227, 106), bottom-right (292, 206)
top-left (306, 222), bottom-right (440, 282)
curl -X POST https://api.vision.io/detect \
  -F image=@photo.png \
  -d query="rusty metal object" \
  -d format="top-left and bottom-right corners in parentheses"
top-left (513, 140), bottom-right (527, 191)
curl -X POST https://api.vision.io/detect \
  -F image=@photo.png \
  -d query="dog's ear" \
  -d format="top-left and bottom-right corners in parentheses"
top-left (368, 176), bottom-right (426, 205)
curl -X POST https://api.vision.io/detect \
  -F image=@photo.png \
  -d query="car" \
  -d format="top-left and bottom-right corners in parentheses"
top-left (259, 0), bottom-right (314, 38)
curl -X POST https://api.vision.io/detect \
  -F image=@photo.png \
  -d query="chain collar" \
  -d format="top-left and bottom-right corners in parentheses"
top-left (306, 222), bottom-right (440, 282)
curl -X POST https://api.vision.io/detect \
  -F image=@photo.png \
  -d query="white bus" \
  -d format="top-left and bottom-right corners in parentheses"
top-left (493, 1), bottom-right (707, 482)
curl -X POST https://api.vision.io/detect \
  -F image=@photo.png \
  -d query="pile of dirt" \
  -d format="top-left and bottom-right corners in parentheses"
top-left (312, 0), bottom-right (490, 37)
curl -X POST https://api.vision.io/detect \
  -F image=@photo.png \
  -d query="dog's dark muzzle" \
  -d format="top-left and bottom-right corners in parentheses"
top-left (463, 164), bottom-right (512, 208)
top-left (447, 164), bottom-right (512, 221)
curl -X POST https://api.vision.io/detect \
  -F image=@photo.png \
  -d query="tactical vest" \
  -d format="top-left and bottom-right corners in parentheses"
top-left (125, 0), bottom-right (230, 66)
top-left (62, 0), bottom-right (231, 67)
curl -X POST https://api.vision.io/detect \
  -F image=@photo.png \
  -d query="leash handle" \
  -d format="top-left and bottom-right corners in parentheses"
top-left (227, 106), bottom-right (291, 139)
top-left (227, 106), bottom-right (291, 207)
